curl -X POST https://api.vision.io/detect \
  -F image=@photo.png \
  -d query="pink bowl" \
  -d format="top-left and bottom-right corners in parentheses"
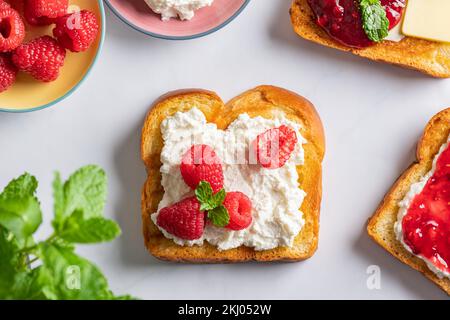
top-left (105, 0), bottom-right (250, 40)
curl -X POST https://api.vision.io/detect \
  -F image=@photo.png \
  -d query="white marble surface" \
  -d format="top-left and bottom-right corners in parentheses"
top-left (0, 1), bottom-right (449, 299)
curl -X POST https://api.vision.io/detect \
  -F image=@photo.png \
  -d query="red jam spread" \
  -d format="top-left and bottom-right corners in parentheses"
top-left (382, 0), bottom-right (405, 29)
top-left (307, 0), bottom-right (405, 48)
top-left (402, 142), bottom-right (450, 275)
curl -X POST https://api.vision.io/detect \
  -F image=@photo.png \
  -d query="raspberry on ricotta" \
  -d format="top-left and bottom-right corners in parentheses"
top-left (151, 108), bottom-right (307, 251)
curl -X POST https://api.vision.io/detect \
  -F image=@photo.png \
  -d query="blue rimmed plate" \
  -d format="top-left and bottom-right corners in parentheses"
top-left (0, 0), bottom-right (105, 113)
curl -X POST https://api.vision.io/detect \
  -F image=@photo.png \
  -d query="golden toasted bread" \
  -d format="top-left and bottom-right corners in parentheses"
top-left (290, 0), bottom-right (450, 78)
top-left (141, 85), bottom-right (325, 263)
top-left (368, 108), bottom-right (450, 295)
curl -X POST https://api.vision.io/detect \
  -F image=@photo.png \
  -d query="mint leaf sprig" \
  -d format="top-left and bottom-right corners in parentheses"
top-left (195, 181), bottom-right (229, 228)
top-left (0, 165), bottom-right (134, 300)
top-left (360, 0), bottom-right (390, 42)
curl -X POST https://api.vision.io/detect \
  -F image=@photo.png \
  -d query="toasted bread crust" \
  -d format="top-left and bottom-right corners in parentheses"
top-left (367, 108), bottom-right (450, 295)
top-left (290, 0), bottom-right (450, 78)
top-left (141, 85), bottom-right (325, 263)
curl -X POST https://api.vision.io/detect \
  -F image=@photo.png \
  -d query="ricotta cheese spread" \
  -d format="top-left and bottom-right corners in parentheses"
top-left (151, 107), bottom-right (307, 251)
top-left (144, 0), bottom-right (214, 21)
top-left (395, 134), bottom-right (450, 279)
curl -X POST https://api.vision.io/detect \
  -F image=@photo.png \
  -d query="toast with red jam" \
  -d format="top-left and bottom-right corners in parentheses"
top-left (368, 108), bottom-right (450, 295)
top-left (290, 0), bottom-right (450, 78)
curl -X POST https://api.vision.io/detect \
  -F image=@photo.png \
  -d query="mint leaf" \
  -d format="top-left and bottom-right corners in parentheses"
top-left (52, 165), bottom-right (107, 231)
top-left (1, 173), bottom-right (38, 199)
top-left (0, 227), bottom-right (18, 268)
top-left (195, 181), bottom-right (214, 211)
top-left (212, 188), bottom-right (226, 207)
top-left (207, 205), bottom-right (230, 228)
top-left (10, 268), bottom-right (55, 300)
top-left (28, 268), bottom-right (57, 300)
top-left (195, 181), bottom-right (228, 227)
top-left (0, 173), bottom-right (41, 243)
top-left (0, 227), bottom-right (19, 298)
top-left (59, 211), bottom-right (121, 244)
top-left (195, 181), bottom-right (213, 210)
top-left (37, 243), bottom-right (113, 300)
top-left (0, 228), bottom-right (44, 300)
top-left (360, 0), bottom-right (389, 42)
top-left (0, 196), bottom-right (42, 243)
top-left (63, 165), bottom-right (107, 219)
top-left (195, 181), bottom-right (226, 211)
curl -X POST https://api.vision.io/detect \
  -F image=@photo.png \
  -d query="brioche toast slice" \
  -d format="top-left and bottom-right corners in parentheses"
top-left (290, 0), bottom-right (450, 78)
top-left (141, 85), bottom-right (325, 263)
top-left (368, 108), bottom-right (450, 295)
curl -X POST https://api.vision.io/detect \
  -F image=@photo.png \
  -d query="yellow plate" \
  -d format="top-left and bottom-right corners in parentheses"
top-left (0, 0), bottom-right (105, 112)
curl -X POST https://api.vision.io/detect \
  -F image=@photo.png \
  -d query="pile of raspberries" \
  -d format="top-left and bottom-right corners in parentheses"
top-left (0, 0), bottom-right (99, 92)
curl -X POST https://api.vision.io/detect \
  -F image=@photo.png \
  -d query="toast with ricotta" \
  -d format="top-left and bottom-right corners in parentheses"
top-left (290, 0), bottom-right (450, 78)
top-left (368, 108), bottom-right (450, 295)
top-left (141, 85), bottom-right (325, 262)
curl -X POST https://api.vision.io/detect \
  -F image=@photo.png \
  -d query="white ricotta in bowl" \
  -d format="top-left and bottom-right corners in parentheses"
top-left (144, 0), bottom-right (214, 21)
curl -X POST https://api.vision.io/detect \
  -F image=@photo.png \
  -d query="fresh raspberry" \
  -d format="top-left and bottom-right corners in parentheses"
top-left (222, 192), bottom-right (253, 231)
top-left (24, 0), bottom-right (68, 26)
top-left (12, 36), bottom-right (66, 82)
top-left (53, 10), bottom-right (99, 52)
top-left (180, 144), bottom-right (224, 193)
top-left (157, 197), bottom-right (205, 240)
top-left (0, 6), bottom-right (25, 52)
top-left (0, 54), bottom-right (17, 92)
top-left (253, 125), bottom-right (298, 169)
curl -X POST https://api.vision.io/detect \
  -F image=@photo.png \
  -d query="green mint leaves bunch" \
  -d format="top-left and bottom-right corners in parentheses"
top-left (360, 0), bottom-right (390, 42)
top-left (0, 165), bottom-right (133, 300)
top-left (194, 181), bottom-right (229, 228)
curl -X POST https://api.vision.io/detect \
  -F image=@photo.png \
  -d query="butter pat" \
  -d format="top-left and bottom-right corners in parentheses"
top-left (402, 0), bottom-right (450, 43)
